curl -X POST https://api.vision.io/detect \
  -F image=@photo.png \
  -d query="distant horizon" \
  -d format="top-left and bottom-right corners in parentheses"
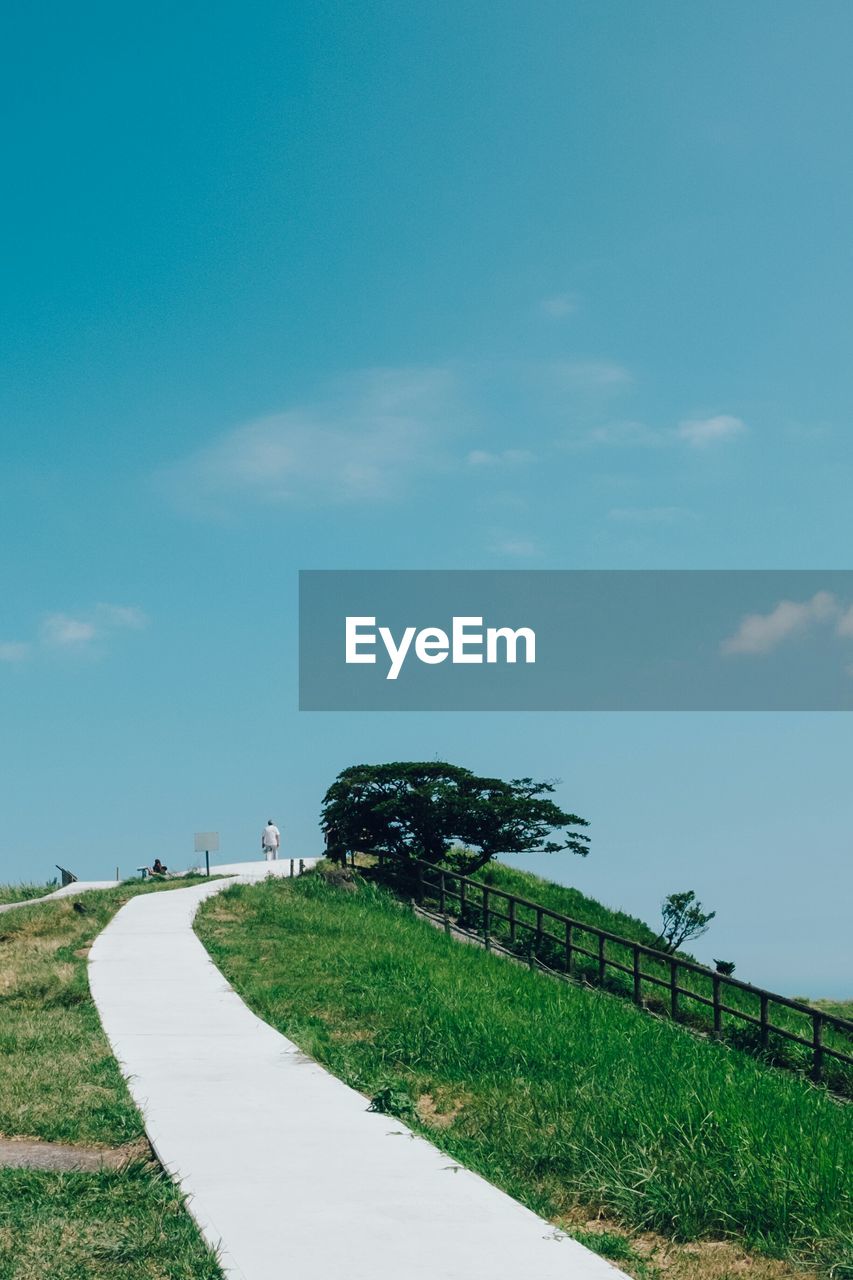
top-left (5, 831), bottom-right (848, 1003)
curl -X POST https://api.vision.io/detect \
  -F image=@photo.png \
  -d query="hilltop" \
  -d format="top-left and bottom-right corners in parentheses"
top-left (196, 866), bottom-right (852, 1280)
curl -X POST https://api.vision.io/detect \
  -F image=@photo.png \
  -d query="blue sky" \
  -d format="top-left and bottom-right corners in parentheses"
top-left (2, 2), bottom-right (851, 995)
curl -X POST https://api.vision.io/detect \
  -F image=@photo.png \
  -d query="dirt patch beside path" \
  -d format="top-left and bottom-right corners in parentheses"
top-left (0, 1136), bottom-right (152, 1172)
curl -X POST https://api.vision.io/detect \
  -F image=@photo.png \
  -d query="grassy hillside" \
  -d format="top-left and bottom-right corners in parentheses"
top-left (476, 860), bottom-right (671, 947)
top-left (0, 879), bottom-right (222, 1279)
top-left (196, 871), bottom-right (852, 1280)
top-left (796, 998), bottom-right (853, 1023)
top-left (0, 882), bottom-right (55, 906)
top-left (459, 861), bottom-right (852, 1094)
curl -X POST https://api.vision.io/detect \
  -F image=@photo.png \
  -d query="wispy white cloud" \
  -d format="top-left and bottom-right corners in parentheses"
top-left (488, 534), bottom-right (542, 559)
top-left (782, 421), bottom-right (833, 442)
top-left (0, 641), bottom-right (30, 663)
top-left (475, 490), bottom-right (529, 513)
top-left (836, 606), bottom-right (853, 639)
top-left (94, 603), bottom-right (148, 630)
top-left (164, 367), bottom-right (458, 510)
top-left (608, 506), bottom-right (694, 525)
top-left (163, 360), bottom-right (750, 565)
top-left (1, 603), bottom-right (149, 663)
top-left (547, 359), bottom-right (633, 391)
top-left (539, 292), bottom-right (579, 319)
top-left (467, 448), bottom-right (536, 467)
top-left (721, 591), bottom-right (839, 656)
top-left (567, 413), bottom-right (747, 451)
top-left (676, 414), bottom-right (746, 447)
top-left (570, 420), bottom-right (666, 449)
top-left (40, 614), bottom-right (98, 648)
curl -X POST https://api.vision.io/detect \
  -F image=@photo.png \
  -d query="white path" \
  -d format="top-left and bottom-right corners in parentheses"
top-left (89, 862), bottom-right (626, 1280)
top-left (0, 861), bottom-right (303, 916)
top-left (0, 880), bottom-right (116, 914)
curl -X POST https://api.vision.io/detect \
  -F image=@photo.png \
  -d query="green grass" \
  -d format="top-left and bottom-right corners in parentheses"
top-left (196, 872), bottom-right (852, 1278)
top-left (454, 861), bottom-right (853, 1094)
top-left (0, 875), bottom-right (213, 1144)
top-left (572, 1230), bottom-right (642, 1263)
top-left (0, 1164), bottom-right (222, 1280)
top-left (476, 859), bottom-right (665, 949)
top-left (0, 883), bottom-right (56, 906)
top-left (796, 999), bottom-right (853, 1024)
top-left (0, 876), bottom-right (222, 1279)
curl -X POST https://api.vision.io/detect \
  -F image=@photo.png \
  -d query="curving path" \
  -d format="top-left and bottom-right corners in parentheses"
top-left (89, 862), bottom-right (626, 1280)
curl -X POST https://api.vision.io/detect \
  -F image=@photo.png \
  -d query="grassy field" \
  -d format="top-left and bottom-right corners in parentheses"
top-left (196, 870), bottom-right (851, 1280)
top-left (477, 859), bottom-right (666, 948)
top-left (0, 1164), bottom-right (221, 1280)
top-left (0, 883), bottom-right (56, 906)
top-left (0, 878), bottom-right (222, 1279)
top-left (452, 861), bottom-right (853, 1094)
top-left (797, 998), bottom-right (853, 1023)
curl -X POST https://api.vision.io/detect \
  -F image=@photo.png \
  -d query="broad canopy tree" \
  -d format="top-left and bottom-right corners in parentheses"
top-left (321, 761), bottom-right (589, 876)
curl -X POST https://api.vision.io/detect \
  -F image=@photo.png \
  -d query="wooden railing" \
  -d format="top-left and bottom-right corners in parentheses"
top-left (378, 856), bottom-right (853, 1086)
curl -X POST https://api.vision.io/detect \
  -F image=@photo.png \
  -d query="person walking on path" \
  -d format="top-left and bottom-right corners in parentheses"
top-left (261, 820), bottom-right (280, 861)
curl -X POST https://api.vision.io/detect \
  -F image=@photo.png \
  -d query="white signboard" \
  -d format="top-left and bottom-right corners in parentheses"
top-left (194, 831), bottom-right (220, 853)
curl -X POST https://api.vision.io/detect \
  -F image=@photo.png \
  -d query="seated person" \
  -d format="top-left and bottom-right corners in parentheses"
top-left (150, 858), bottom-right (168, 877)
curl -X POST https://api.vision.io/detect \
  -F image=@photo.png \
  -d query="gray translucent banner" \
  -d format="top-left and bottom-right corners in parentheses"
top-left (298, 570), bottom-right (853, 711)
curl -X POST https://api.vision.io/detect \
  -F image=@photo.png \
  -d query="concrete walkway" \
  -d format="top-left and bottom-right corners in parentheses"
top-left (189, 858), bottom-right (309, 879)
top-left (0, 861), bottom-right (300, 915)
top-left (89, 864), bottom-right (625, 1280)
top-left (0, 880), bottom-right (117, 914)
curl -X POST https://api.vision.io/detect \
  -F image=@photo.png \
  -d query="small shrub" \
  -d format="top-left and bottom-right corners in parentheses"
top-left (316, 863), bottom-right (357, 891)
top-left (368, 1084), bottom-right (416, 1120)
top-left (572, 1231), bottom-right (637, 1262)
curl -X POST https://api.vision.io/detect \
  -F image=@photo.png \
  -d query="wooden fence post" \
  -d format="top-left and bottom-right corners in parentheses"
top-left (439, 871), bottom-right (447, 918)
top-left (482, 888), bottom-right (491, 949)
top-left (670, 959), bottom-right (679, 1019)
top-left (712, 974), bottom-right (721, 1035)
top-left (565, 921), bottom-right (573, 975)
top-left (459, 876), bottom-right (467, 921)
top-left (508, 897), bottom-right (517, 944)
top-left (760, 992), bottom-right (769, 1050)
top-left (811, 1013), bottom-right (824, 1083)
top-left (633, 946), bottom-right (641, 1005)
top-left (535, 907), bottom-right (543, 958)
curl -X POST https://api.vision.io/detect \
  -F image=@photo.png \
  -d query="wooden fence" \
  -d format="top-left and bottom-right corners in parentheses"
top-left (379, 856), bottom-right (853, 1086)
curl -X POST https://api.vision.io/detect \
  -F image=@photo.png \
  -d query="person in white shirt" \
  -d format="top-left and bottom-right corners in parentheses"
top-left (261, 820), bottom-right (280, 861)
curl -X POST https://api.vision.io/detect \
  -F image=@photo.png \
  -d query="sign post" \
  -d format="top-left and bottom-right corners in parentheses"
top-left (194, 832), bottom-right (220, 877)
